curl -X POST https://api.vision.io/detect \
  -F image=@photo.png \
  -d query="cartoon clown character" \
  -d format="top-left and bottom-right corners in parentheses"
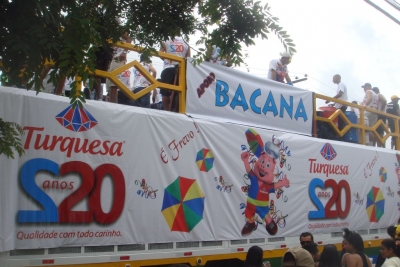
top-left (240, 141), bottom-right (290, 236)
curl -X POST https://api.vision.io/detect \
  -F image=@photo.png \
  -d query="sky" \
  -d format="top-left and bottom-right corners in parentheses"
top-left (236, 0), bottom-right (400, 108)
top-left (2, 0), bottom-right (398, 106)
top-left (128, 0), bottom-right (400, 108)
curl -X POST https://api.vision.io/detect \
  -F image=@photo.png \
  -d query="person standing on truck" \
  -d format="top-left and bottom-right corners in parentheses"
top-left (325, 74), bottom-right (348, 134)
top-left (205, 45), bottom-right (232, 67)
top-left (372, 87), bottom-right (387, 147)
top-left (106, 30), bottom-right (132, 103)
top-left (267, 52), bottom-right (293, 85)
top-left (151, 87), bottom-right (163, 110)
top-left (361, 83), bottom-right (379, 146)
top-left (120, 54), bottom-right (156, 108)
top-left (386, 95), bottom-right (400, 149)
top-left (159, 36), bottom-right (190, 111)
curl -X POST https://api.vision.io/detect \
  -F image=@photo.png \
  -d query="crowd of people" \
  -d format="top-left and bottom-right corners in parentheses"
top-left (164, 226), bottom-right (400, 267)
top-left (36, 34), bottom-right (236, 112)
top-left (241, 226), bottom-right (400, 267)
top-left (4, 36), bottom-right (399, 144)
top-left (266, 53), bottom-right (400, 150)
top-left (327, 78), bottom-right (400, 149)
top-left (35, 33), bottom-right (193, 111)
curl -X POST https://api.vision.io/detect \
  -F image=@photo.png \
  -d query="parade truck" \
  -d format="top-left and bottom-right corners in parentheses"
top-left (1, 54), bottom-right (399, 267)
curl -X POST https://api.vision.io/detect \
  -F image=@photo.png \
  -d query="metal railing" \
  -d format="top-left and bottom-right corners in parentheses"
top-left (2, 49), bottom-right (400, 150)
top-left (94, 41), bottom-right (186, 113)
top-left (0, 41), bottom-right (187, 113)
top-left (314, 93), bottom-right (400, 149)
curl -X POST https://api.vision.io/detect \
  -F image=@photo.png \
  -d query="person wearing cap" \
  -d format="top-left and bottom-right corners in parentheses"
top-left (371, 87), bottom-right (387, 147)
top-left (282, 247), bottom-right (315, 267)
top-left (325, 74), bottom-right (348, 133)
top-left (386, 95), bottom-right (400, 149)
top-left (361, 83), bottom-right (379, 146)
top-left (267, 52), bottom-right (293, 85)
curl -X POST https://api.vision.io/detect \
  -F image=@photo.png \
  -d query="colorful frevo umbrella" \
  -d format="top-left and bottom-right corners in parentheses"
top-left (366, 186), bottom-right (385, 222)
top-left (196, 148), bottom-right (214, 172)
top-left (161, 176), bottom-right (205, 232)
top-left (245, 128), bottom-right (263, 157)
top-left (379, 167), bottom-right (387, 183)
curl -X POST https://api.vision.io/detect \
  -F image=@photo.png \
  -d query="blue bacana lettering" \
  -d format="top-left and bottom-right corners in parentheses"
top-left (214, 79), bottom-right (308, 121)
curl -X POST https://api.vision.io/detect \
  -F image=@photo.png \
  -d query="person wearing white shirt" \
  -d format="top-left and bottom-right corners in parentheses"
top-left (350, 101), bottom-right (365, 144)
top-left (361, 82), bottom-right (379, 146)
top-left (125, 54), bottom-right (157, 108)
top-left (267, 52), bottom-right (292, 85)
top-left (63, 77), bottom-right (74, 97)
top-left (380, 239), bottom-right (400, 267)
top-left (106, 30), bottom-right (131, 103)
top-left (325, 74), bottom-right (348, 133)
top-left (159, 36), bottom-right (190, 111)
top-left (372, 87), bottom-right (387, 147)
top-left (151, 88), bottom-right (163, 110)
top-left (206, 45), bottom-right (232, 67)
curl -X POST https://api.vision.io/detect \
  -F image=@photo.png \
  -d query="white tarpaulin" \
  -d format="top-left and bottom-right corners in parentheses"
top-left (186, 61), bottom-right (314, 135)
top-left (0, 87), bottom-right (399, 252)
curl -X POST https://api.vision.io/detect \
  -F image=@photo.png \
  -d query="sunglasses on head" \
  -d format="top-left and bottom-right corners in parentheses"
top-left (300, 241), bottom-right (312, 245)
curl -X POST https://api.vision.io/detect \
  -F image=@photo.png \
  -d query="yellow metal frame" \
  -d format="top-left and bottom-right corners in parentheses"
top-left (34, 239), bottom-right (384, 267)
top-left (314, 93), bottom-right (400, 149)
top-left (2, 54), bottom-right (400, 147)
top-left (0, 42), bottom-right (187, 113)
top-left (92, 41), bottom-right (186, 113)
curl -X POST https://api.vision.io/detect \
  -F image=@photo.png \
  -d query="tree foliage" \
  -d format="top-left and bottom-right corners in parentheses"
top-left (0, 118), bottom-right (24, 159)
top-left (0, 0), bottom-right (295, 94)
top-left (0, 0), bottom-right (295, 158)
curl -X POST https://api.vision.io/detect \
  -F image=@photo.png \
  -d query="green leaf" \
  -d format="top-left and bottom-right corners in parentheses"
top-left (58, 60), bottom-right (70, 69)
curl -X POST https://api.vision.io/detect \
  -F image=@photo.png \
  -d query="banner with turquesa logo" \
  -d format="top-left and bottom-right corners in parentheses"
top-left (0, 87), bottom-right (399, 252)
top-left (186, 60), bottom-right (314, 136)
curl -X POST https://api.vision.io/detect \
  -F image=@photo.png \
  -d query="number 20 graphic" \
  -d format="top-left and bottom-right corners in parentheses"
top-left (18, 158), bottom-right (125, 224)
top-left (170, 44), bottom-right (184, 53)
top-left (308, 178), bottom-right (351, 219)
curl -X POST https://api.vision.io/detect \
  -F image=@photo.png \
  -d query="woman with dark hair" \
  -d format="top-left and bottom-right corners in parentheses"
top-left (244, 246), bottom-right (264, 267)
top-left (376, 226), bottom-right (400, 267)
top-left (342, 228), bottom-right (372, 267)
top-left (303, 242), bottom-right (320, 267)
top-left (319, 244), bottom-right (341, 267)
top-left (380, 239), bottom-right (400, 267)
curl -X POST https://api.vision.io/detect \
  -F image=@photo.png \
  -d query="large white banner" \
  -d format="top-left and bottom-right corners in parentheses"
top-left (0, 87), bottom-right (399, 252)
top-left (186, 61), bottom-right (314, 135)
